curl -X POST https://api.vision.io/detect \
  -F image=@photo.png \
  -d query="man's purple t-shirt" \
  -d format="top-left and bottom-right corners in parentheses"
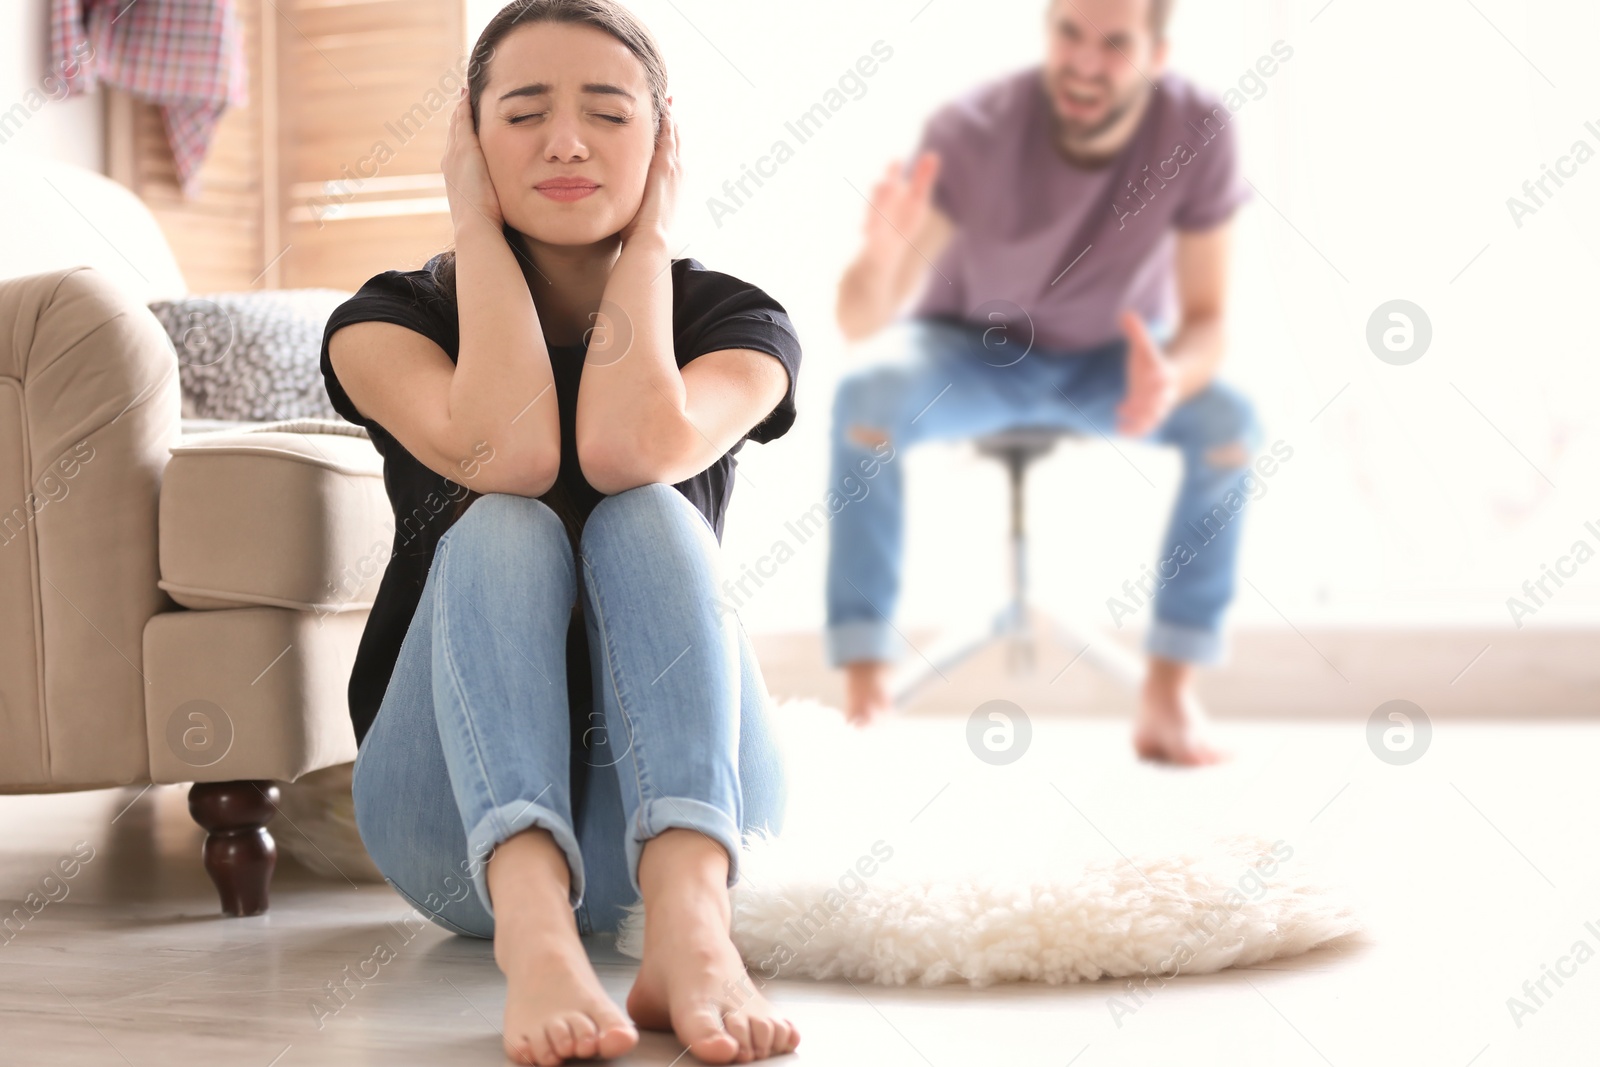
top-left (912, 66), bottom-right (1250, 353)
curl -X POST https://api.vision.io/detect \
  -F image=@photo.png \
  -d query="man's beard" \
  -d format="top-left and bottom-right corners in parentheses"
top-left (1049, 75), bottom-right (1149, 144)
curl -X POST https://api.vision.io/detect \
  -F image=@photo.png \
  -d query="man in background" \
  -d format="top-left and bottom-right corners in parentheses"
top-left (826, 0), bottom-right (1260, 764)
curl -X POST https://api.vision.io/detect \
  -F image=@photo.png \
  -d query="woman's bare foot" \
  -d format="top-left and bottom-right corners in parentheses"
top-left (843, 659), bottom-right (894, 727)
top-left (627, 829), bottom-right (801, 1062)
top-left (1132, 657), bottom-right (1229, 766)
top-left (489, 829), bottom-right (639, 1065)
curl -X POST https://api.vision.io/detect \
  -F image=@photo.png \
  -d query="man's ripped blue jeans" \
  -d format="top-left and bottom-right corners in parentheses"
top-left (825, 316), bottom-right (1264, 668)
top-left (351, 486), bottom-right (788, 938)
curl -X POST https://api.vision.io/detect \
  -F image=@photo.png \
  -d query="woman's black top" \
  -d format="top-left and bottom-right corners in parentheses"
top-left (319, 254), bottom-right (802, 746)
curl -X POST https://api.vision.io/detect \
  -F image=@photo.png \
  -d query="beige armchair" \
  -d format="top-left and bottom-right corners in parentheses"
top-left (0, 149), bottom-right (392, 915)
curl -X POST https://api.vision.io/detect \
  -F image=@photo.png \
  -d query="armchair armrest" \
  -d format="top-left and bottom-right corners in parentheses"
top-left (0, 266), bottom-right (181, 790)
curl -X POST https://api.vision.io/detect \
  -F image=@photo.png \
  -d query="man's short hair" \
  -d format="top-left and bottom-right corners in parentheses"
top-left (1050, 0), bottom-right (1175, 41)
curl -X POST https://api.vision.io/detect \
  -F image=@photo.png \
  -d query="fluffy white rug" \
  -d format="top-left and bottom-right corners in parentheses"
top-left (612, 697), bottom-right (1362, 987)
top-left (613, 825), bottom-right (1359, 987)
top-left (273, 697), bottom-right (1362, 986)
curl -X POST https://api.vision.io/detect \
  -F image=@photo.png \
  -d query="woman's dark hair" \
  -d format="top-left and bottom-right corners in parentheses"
top-left (431, 0), bottom-right (669, 545)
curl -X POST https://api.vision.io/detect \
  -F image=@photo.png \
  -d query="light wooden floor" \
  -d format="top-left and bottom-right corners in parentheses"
top-left (755, 620), bottom-right (1600, 721)
top-left (3, 705), bottom-right (1595, 1066)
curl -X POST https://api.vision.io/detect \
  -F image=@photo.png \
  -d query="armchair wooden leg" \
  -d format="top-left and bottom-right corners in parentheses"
top-left (188, 781), bottom-right (280, 916)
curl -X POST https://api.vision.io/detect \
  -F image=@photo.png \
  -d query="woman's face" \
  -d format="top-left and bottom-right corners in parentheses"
top-left (476, 22), bottom-right (656, 246)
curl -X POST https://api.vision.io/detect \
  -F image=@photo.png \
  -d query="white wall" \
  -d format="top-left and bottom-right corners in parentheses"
top-left (0, 1), bottom-right (105, 170)
top-left (482, 0), bottom-right (1600, 639)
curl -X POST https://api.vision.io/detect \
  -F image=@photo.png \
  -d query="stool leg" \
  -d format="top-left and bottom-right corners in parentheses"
top-left (1007, 452), bottom-right (1034, 673)
top-left (188, 781), bottom-right (279, 916)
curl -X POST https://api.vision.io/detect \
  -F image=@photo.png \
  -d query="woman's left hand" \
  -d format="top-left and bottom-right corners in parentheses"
top-left (620, 101), bottom-right (680, 244)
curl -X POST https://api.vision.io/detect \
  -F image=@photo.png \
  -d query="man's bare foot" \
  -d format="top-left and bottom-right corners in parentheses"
top-left (843, 659), bottom-right (894, 727)
top-left (489, 830), bottom-right (639, 1065)
top-left (1133, 657), bottom-right (1229, 766)
top-left (627, 829), bottom-right (801, 1063)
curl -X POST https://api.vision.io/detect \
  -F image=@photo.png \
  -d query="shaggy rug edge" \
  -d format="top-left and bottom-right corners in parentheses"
top-left (613, 829), bottom-right (1363, 987)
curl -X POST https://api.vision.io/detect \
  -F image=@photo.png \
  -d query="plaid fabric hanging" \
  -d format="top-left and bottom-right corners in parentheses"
top-left (50, 0), bottom-right (250, 198)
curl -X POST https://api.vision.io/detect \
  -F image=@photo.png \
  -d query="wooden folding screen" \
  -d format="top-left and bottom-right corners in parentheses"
top-left (108, 0), bottom-right (465, 292)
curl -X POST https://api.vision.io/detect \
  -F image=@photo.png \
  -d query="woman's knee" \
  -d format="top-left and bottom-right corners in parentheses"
top-left (435, 492), bottom-right (576, 593)
top-left (581, 482), bottom-right (708, 553)
top-left (443, 492), bottom-right (564, 546)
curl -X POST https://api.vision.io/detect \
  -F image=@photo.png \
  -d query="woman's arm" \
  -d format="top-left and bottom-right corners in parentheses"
top-left (333, 92), bottom-right (561, 497)
top-left (574, 230), bottom-right (689, 494)
top-left (441, 89), bottom-right (562, 494)
top-left (445, 210), bottom-right (562, 495)
top-left (578, 238), bottom-right (792, 494)
top-left (574, 103), bottom-right (681, 492)
top-left (576, 109), bottom-right (790, 494)
top-left (330, 315), bottom-right (552, 497)
top-left (573, 105), bottom-right (771, 493)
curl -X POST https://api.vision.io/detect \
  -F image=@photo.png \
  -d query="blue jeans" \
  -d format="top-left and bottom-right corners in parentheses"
top-left (351, 485), bottom-right (789, 938)
top-left (825, 316), bottom-right (1263, 668)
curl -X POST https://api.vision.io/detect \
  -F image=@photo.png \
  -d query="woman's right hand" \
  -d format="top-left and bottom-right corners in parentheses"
top-left (862, 151), bottom-right (940, 263)
top-left (443, 88), bottom-right (503, 231)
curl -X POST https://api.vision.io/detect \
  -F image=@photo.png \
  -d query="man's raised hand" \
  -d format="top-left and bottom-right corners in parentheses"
top-left (863, 152), bottom-right (941, 261)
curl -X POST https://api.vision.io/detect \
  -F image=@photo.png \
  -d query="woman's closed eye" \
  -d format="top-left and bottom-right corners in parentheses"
top-left (506, 112), bottom-right (631, 125)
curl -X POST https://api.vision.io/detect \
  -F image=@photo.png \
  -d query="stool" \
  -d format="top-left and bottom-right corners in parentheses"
top-left (888, 425), bottom-right (1144, 707)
